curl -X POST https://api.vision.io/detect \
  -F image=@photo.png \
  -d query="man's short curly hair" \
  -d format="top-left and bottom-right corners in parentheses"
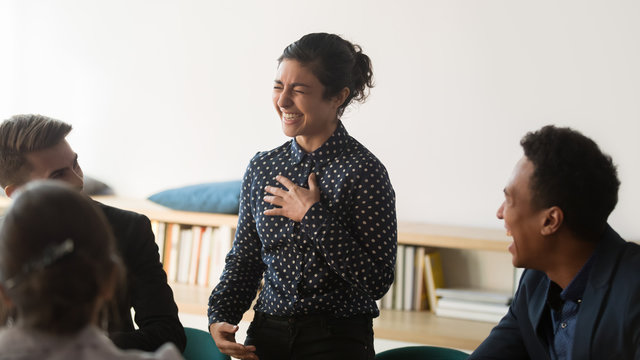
top-left (521, 125), bottom-right (620, 240)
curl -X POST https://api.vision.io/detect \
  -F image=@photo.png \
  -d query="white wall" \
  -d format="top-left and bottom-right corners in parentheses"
top-left (3, 0), bottom-right (639, 240)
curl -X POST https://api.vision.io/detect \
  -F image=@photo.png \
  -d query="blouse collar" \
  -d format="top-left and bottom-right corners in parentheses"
top-left (290, 121), bottom-right (349, 166)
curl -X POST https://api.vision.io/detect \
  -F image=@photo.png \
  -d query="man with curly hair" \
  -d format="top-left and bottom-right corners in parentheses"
top-left (470, 125), bottom-right (639, 359)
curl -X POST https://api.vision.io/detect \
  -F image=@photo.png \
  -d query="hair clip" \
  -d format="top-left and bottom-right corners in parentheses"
top-left (3, 238), bottom-right (74, 289)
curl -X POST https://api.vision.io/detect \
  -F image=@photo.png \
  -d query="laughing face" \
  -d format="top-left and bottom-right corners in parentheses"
top-left (272, 59), bottom-right (346, 153)
top-left (497, 156), bottom-right (550, 269)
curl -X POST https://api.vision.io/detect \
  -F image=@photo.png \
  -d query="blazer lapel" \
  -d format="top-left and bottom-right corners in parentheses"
top-left (572, 226), bottom-right (625, 360)
top-left (527, 275), bottom-right (552, 359)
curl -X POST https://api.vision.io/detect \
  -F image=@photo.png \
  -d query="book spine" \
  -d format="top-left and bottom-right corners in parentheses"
top-left (414, 246), bottom-right (426, 311)
top-left (403, 246), bottom-right (415, 311)
top-left (176, 227), bottom-right (193, 283)
top-left (167, 224), bottom-right (181, 282)
top-left (197, 227), bottom-right (213, 286)
top-left (188, 226), bottom-right (203, 285)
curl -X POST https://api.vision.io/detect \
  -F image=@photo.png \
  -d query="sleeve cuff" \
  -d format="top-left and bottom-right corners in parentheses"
top-left (300, 202), bottom-right (327, 237)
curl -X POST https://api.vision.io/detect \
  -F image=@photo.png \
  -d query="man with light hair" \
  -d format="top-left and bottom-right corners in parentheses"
top-left (0, 114), bottom-right (186, 352)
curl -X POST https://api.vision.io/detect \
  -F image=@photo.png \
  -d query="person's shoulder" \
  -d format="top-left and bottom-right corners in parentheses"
top-left (247, 141), bottom-right (292, 170)
top-left (341, 136), bottom-right (389, 172)
top-left (605, 226), bottom-right (640, 268)
top-left (622, 239), bottom-right (640, 252)
top-left (619, 240), bottom-right (640, 270)
top-left (93, 200), bottom-right (149, 224)
top-left (0, 327), bottom-right (35, 358)
top-left (78, 327), bottom-right (183, 360)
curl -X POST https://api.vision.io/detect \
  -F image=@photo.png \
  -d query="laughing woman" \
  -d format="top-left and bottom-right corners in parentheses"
top-left (208, 33), bottom-right (398, 360)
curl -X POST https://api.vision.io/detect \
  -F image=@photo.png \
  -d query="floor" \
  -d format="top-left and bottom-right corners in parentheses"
top-left (179, 313), bottom-right (423, 358)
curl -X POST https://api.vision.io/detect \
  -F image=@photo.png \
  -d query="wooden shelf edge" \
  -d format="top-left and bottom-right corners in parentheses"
top-left (374, 309), bottom-right (495, 351)
top-left (92, 196), bottom-right (239, 228)
top-left (398, 222), bottom-right (511, 252)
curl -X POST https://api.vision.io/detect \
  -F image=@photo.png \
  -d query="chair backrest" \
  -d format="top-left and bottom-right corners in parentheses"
top-left (375, 345), bottom-right (469, 360)
top-left (182, 327), bottom-right (230, 360)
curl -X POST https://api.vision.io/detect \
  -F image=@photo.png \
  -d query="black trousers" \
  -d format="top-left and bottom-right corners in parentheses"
top-left (245, 312), bottom-right (375, 360)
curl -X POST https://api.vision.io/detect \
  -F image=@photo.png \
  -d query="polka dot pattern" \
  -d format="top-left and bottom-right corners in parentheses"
top-left (208, 122), bottom-right (397, 325)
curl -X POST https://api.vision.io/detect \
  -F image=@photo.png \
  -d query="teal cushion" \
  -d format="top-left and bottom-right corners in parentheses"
top-left (375, 346), bottom-right (469, 360)
top-left (148, 180), bottom-right (241, 214)
top-left (182, 327), bottom-right (230, 360)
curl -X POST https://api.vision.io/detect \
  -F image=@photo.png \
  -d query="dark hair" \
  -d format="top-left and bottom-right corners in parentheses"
top-left (0, 180), bottom-right (124, 334)
top-left (520, 125), bottom-right (620, 240)
top-left (278, 32), bottom-right (374, 117)
top-left (0, 114), bottom-right (72, 188)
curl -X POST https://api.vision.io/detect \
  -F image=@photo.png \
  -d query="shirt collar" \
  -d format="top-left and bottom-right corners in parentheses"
top-left (546, 252), bottom-right (596, 309)
top-left (289, 121), bottom-right (349, 166)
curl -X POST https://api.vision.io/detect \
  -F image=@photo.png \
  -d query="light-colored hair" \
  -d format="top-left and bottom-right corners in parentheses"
top-left (0, 114), bottom-right (72, 188)
top-left (0, 180), bottom-right (124, 334)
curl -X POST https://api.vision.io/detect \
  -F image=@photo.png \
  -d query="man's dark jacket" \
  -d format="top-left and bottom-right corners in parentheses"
top-left (98, 202), bottom-right (186, 352)
top-left (470, 225), bottom-right (640, 360)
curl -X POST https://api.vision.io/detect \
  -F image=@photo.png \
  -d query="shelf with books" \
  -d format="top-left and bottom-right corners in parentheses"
top-left (383, 224), bottom-right (515, 329)
top-left (153, 221), bottom-right (234, 287)
top-left (92, 196), bottom-right (237, 288)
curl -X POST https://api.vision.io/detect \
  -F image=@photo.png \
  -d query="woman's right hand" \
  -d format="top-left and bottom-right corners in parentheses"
top-left (209, 322), bottom-right (258, 360)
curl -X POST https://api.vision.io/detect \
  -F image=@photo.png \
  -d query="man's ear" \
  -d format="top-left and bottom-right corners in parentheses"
top-left (4, 184), bottom-right (17, 198)
top-left (541, 206), bottom-right (563, 236)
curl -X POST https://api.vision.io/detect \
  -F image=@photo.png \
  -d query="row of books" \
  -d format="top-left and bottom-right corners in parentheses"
top-left (380, 245), bottom-right (444, 311)
top-left (150, 221), bottom-right (234, 287)
top-left (148, 221), bottom-right (522, 323)
top-left (380, 244), bottom-right (522, 323)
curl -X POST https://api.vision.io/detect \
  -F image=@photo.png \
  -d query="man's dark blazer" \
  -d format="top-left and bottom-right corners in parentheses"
top-left (97, 202), bottom-right (186, 352)
top-left (470, 225), bottom-right (640, 360)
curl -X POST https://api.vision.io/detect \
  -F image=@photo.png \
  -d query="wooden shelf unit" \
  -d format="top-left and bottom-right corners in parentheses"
top-left (94, 197), bottom-right (508, 350)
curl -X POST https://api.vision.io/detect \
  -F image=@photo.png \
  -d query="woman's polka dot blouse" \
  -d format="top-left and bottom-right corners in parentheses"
top-left (208, 121), bottom-right (397, 325)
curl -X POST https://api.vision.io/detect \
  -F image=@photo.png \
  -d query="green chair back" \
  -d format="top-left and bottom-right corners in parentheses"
top-left (182, 327), bottom-right (230, 360)
top-left (375, 345), bottom-right (469, 360)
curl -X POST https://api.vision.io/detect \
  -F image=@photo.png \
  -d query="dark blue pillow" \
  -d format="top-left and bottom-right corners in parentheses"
top-left (148, 180), bottom-right (242, 214)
